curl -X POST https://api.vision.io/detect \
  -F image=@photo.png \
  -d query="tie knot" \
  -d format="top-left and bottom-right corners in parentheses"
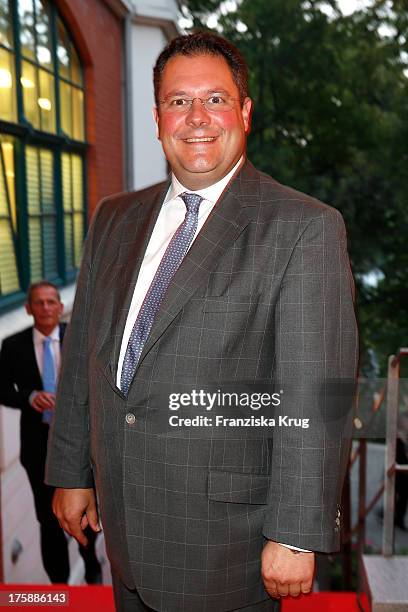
top-left (44, 337), bottom-right (52, 346)
top-left (180, 192), bottom-right (203, 214)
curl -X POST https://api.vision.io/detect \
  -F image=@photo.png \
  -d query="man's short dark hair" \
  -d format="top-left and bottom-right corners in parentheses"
top-left (27, 281), bottom-right (61, 304)
top-left (153, 32), bottom-right (249, 107)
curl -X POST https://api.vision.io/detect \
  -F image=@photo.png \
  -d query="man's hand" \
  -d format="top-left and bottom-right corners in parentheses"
top-left (31, 391), bottom-right (56, 413)
top-left (262, 541), bottom-right (315, 598)
top-left (52, 488), bottom-right (101, 547)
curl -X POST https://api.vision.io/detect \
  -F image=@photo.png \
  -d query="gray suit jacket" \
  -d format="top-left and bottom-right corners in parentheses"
top-left (46, 160), bottom-right (358, 611)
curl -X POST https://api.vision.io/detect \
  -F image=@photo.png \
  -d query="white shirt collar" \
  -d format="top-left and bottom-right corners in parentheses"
top-left (165, 155), bottom-right (244, 206)
top-left (33, 325), bottom-right (60, 345)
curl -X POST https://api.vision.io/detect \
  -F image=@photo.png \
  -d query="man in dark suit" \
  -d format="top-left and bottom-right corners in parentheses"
top-left (46, 33), bottom-right (358, 610)
top-left (0, 281), bottom-right (101, 584)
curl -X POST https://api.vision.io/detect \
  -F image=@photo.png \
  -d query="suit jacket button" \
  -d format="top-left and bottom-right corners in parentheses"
top-left (126, 413), bottom-right (136, 425)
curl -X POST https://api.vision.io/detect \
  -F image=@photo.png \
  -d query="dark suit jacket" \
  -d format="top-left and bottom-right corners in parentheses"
top-left (0, 324), bottom-right (66, 469)
top-left (46, 160), bottom-right (358, 611)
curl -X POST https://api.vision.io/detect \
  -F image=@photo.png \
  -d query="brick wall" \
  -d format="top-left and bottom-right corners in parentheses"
top-left (57, 0), bottom-right (125, 218)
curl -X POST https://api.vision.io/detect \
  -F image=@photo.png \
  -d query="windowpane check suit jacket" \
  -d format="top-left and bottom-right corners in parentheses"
top-left (46, 160), bottom-right (358, 611)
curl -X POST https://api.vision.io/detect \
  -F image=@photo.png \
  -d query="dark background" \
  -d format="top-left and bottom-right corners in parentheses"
top-left (181, 0), bottom-right (408, 378)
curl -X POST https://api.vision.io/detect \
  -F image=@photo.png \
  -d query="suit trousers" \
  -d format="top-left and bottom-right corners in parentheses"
top-left (23, 425), bottom-right (99, 583)
top-left (111, 572), bottom-right (279, 612)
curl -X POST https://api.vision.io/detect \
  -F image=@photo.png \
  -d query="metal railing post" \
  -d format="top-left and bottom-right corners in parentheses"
top-left (382, 354), bottom-right (399, 556)
top-left (357, 439), bottom-right (367, 558)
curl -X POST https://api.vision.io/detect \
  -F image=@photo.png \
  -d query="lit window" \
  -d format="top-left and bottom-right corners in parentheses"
top-left (58, 18), bottom-right (84, 140)
top-left (26, 146), bottom-right (58, 281)
top-left (0, 0), bottom-right (17, 123)
top-left (62, 153), bottom-right (85, 270)
top-left (0, 137), bottom-right (20, 295)
top-left (0, 0), bottom-right (86, 307)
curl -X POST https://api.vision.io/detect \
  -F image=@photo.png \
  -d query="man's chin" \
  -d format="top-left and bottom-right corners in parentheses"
top-left (177, 164), bottom-right (223, 189)
top-left (181, 159), bottom-right (219, 174)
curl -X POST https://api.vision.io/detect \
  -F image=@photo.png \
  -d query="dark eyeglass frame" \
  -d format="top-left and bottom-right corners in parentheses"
top-left (158, 95), bottom-right (241, 113)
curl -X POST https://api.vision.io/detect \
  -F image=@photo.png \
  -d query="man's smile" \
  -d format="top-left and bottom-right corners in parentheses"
top-left (182, 136), bottom-right (218, 143)
top-left (185, 136), bottom-right (216, 142)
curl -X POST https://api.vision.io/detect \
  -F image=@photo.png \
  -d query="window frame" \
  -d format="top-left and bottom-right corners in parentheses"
top-left (0, 0), bottom-right (87, 312)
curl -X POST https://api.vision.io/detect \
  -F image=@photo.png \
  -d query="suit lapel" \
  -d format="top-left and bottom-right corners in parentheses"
top-left (109, 180), bottom-right (170, 379)
top-left (25, 327), bottom-right (42, 389)
top-left (59, 322), bottom-right (66, 344)
top-left (137, 160), bottom-right (259, 367)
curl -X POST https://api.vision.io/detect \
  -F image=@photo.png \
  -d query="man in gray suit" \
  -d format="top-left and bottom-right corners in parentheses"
top-left (46, 32), bottom-right (358, 611)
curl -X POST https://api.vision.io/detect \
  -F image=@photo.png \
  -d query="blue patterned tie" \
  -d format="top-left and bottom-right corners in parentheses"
top-left (120, 192), bottom-right (203, 396)
top-left (42, 336), bottom-right (56, 425)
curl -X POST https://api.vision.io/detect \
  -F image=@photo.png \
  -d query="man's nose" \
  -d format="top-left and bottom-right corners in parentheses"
top-left (186, 98), bottom-right (210, 126)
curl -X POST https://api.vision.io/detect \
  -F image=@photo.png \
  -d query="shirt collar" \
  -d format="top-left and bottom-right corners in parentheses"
top-left (33, 325), bottom-right (60, 344)
top-left (165, 155), bottom-right (244, 206)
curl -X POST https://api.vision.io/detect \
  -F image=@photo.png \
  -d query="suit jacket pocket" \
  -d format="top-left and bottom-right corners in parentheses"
top-left (202, 294), bottom-right (261, 313)
top-left (208, 470), bottom-right (270, 505)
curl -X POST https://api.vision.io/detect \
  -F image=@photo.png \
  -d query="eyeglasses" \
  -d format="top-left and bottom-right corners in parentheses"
top-left (158, 94), bottom-right (240, 114)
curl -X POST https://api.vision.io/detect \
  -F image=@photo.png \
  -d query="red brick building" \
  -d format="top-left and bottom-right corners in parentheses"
top-left (57, 0), bottom-right (125, 216)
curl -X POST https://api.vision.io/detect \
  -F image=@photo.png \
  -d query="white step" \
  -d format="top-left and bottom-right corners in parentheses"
top-left (360, 555), bottom-right (408, 611)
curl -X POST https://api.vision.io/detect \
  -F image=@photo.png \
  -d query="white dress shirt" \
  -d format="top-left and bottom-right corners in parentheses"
top-left (115, 158), bottom-right (310, 554)
top-left (33, 325), bottom-right (61, 378)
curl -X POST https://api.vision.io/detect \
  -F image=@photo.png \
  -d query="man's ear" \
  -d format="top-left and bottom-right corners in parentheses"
top-left (241, 97), bottom-right (253, 134)
top-left (152, 107), bottom-right (160, 139)
top-left (25, 302), bottom-right (32, 316)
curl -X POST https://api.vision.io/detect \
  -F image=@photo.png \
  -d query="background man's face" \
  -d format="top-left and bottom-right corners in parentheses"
top-left (26, 286), bottom-right (63, 332)
top-left (154, 53), bottom-right (252, 190)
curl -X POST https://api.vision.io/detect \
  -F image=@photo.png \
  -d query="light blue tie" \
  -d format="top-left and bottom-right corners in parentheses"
top-left (42, 336), bottom-right (56, 425)
top-left (120, 192), bottom-right (203, 396)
